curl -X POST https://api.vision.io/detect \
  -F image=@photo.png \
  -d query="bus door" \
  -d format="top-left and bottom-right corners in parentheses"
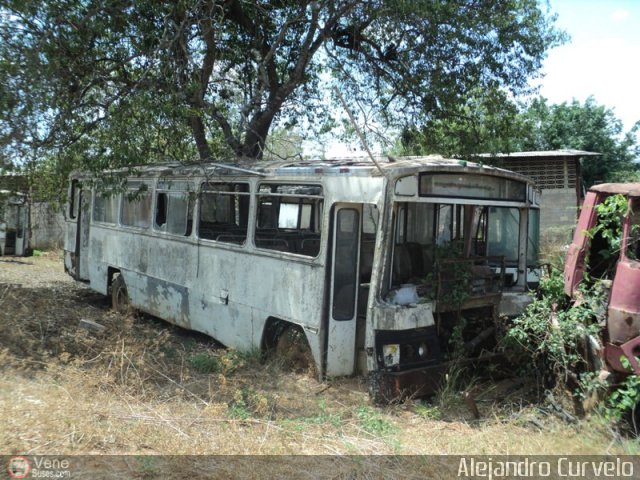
top-left (75, 189), bottom-right (91, 280)
top-left (326, 203), bottom-right (377, 376)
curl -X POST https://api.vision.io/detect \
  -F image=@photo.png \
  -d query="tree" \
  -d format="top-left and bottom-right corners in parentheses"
top-left (0, 0), bottom-right (563, 179)
top-left (396, 86), bottom-right (524, 157)
top-left (516, 97), bottom-right (640, 187)
top-left (398, 95), bottom-right (640, 188)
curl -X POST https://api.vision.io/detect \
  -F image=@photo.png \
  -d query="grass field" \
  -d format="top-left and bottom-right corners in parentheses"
top-left (0, 252), bottom-right (637, 457)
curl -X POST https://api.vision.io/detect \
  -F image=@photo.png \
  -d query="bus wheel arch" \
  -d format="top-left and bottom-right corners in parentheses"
top-left (262, 317), bottom-right (315, 374)
top-left (111, 271), bottom-right (130, 314)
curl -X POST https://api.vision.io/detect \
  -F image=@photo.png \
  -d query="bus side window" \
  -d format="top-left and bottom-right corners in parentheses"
top-left (255, 183), bottom-right (323, 256)
top-left (155, 193), bottom-right (167, 228)
top-left (198, 183), bottom-right (249, 245)
top-left (121, 184), bottom-right (152, 229)
top-left (154, 187), bottom-right (193, 236)
top-left (93, 191), bottom-right (119, 224)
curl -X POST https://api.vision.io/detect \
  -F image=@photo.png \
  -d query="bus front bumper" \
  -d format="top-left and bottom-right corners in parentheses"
top-left (368, 363), bottom-right (449, 404)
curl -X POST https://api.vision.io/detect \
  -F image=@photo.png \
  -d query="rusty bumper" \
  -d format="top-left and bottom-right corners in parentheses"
top-left (368, 363), bottom-right (449, 404)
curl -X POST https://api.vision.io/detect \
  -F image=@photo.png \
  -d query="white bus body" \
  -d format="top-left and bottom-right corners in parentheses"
top-left (64, 156), bottom-right (540, 402)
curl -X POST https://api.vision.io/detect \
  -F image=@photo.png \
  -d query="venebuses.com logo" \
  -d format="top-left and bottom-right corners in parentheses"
top-left (6, 456), bottom-right (71, 479)
top-left (7, 456), bottom-right (30, 479)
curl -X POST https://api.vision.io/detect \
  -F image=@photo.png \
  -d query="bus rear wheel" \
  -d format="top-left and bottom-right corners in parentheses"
top-left (111, 274), bottom-right (130, 314)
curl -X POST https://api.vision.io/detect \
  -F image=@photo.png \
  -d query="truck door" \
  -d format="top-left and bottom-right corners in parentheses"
top-left (606, 196), bottom-right (640, 373)
top-left (564, 191), bottom-right (599, 296)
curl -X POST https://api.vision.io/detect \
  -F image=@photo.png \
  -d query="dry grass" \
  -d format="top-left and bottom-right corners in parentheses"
top-left (0, 252), bottom-right (637, 456)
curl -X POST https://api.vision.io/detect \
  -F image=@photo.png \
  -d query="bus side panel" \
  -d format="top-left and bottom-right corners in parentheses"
top-left (192, 247), bottom-right (326, 359)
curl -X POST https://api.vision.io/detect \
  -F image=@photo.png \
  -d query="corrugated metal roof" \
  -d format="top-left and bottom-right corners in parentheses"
top-left (478, 149), bottom-right (600, 158)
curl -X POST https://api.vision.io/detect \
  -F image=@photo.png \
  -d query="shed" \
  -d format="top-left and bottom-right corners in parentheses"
top-left (479, 150), bottom-right (600, 240)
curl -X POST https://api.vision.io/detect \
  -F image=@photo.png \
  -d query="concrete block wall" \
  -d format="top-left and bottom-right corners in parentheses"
top-left (30, 202), bottom-right (65, 249)
top-left (539, 188), bottom-right (578, 244)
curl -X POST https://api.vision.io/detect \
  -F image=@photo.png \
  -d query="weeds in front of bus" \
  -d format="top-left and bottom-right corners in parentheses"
top-left (228, 387), bottom-right (275, 420)
top-left (355, 406), bottom-right (396, 436)
top-left (295, 398), bottom-right (344, 429)
top-left (412, 401), bottom-right (443, 420)
top-left (433, 364), bottom-right (480, 414)
top-left (188, 353), bottom-right (221, 374)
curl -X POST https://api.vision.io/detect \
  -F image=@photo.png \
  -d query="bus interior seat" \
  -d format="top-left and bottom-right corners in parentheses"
top-left (301, 238), bottom-right (320, 256)
top-left (216, 234), bottom-right (246, 244)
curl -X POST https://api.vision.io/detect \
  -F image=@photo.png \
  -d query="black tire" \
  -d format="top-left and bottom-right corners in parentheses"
top-left (111, 274), bottom-right (130, 314)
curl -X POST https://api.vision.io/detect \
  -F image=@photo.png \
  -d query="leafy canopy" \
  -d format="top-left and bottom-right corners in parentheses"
top-left (400, 95), bottom-right (640, 187)
top-left (1, 0), bottom-right (563, 184)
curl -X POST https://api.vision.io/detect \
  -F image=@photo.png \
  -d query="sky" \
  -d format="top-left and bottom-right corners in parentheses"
top-left (538, 0), bottom-right (640, 131)
top-left (318, 1), bottom-right (640, 157)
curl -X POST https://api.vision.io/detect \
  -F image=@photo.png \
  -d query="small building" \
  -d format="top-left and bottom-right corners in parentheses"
top-left (480, 149), bottom-right (600, 240)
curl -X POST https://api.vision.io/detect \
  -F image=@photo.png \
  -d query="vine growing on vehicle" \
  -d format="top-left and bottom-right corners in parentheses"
top-left (587, 193), bottom-right (629, 262)
top-left (506, 268), bottom-right (602, 390)
top-left (507, 194), bottom-right (640, 428)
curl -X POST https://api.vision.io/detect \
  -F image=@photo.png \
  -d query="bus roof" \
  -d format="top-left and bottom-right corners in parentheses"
top-left (71, 155), bottom-right (535, 185)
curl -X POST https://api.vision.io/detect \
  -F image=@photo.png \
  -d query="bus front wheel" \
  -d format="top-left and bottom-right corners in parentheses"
top-left (274, 325), bottom-right (315, 375)
top-left (111, 274), bottom-right (130, 314)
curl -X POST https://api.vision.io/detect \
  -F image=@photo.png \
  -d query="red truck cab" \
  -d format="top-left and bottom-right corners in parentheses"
top-left (564, 183), bottom-right (640, 374)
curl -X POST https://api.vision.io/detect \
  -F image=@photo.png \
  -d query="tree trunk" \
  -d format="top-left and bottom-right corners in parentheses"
top-left (241, 111), bottom-right (275, 160)
top-left (191, 114), bottom-right (212, 162)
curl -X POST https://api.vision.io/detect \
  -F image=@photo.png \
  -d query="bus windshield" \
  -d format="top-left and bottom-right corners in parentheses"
top-left (391, 201), bottom-right (525, 288)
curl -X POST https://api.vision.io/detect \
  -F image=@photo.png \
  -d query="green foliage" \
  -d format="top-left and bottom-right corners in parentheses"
top-left (299, 399), bottom-right (344, 428)
top-left (423, 241), bottom-right (472, 308)
top-left (506, 268), bottom-right (601, 383)
top-left (515, 97), bottom-right (640, 187)
top-left (399, 95), bottom-right (640, 189)
top-left (355, 406), bottom-right (395, 436)
top-left (188, 353), bottom-right (221, 374)
top-left (412, 401), bottom-right (442, 420)
top-left (1, 0), bottom-right (563, 195)
top-left (397, 87), bottom-right (526, 157)
top-left (606, 358), bottom-right (640, 422)
top-left (228, 387), bottom-right (274, 420)
top-left (588, 194), bottom-right (629, 260)
top-left (188, 349), bottom-right (255, 375)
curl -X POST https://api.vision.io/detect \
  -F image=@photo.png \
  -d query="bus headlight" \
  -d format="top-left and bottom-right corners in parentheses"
top-left (382, 344), bottom-right (400, 367)
top-left (418, 342), bottom-right (429, 359)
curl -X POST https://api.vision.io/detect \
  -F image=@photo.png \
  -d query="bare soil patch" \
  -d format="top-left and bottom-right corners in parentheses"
top-left (0, 252), bottom-right (635, 455)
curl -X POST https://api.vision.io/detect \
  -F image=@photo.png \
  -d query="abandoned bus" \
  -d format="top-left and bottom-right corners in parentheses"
top-left (0, 190), bottom-right (30, 256)
top-left (64, 156), bottom-right (540, 401)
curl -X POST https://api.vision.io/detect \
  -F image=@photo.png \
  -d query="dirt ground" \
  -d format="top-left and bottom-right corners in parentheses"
top-left (0, 252), bottom-right (637, 458)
